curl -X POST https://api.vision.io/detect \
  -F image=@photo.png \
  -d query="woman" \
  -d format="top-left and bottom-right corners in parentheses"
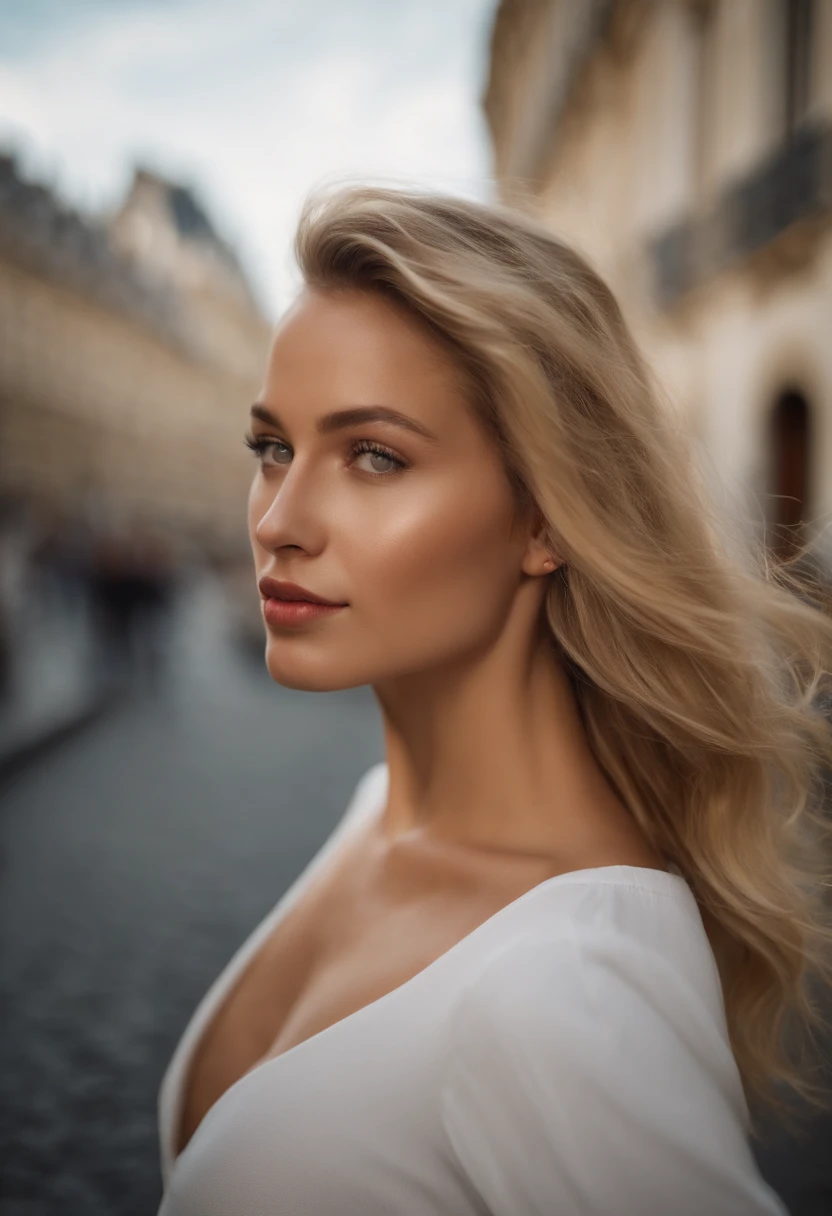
top-left (157, 185), bottom-right (832, 1215)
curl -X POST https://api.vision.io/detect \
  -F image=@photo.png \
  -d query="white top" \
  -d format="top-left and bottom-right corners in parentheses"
top-left (157, 761), bottom-right (787, 1216)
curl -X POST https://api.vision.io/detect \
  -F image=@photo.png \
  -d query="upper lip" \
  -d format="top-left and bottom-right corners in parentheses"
top-left (258, 576), bottom-right (346, 606)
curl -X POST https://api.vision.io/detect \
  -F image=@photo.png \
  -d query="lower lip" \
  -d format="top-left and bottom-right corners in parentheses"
top-left (262, 597), bottom-right (347, 627)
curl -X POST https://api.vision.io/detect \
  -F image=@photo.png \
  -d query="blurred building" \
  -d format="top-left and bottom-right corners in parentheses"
top-left (0, 154), bottom-right (273, 558)
top-left (485, 0), bottom-right (832, 568)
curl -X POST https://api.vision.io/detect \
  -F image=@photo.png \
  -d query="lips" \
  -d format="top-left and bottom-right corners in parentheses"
top-left (258, 576), bottom-right (346, 606)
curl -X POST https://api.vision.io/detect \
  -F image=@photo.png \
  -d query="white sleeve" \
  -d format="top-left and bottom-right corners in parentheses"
top-left (439, 926), bottom-right (789, 1216)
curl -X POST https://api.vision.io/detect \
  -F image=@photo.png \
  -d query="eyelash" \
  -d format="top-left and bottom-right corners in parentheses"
top-left (242, 433), bottom-right (407, 478)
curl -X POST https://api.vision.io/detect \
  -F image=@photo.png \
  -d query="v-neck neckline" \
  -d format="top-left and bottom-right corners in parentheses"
top-left (239, 863), bottom-right (686, 1071)
top-left (163, 764), bottom-right (690, 1176)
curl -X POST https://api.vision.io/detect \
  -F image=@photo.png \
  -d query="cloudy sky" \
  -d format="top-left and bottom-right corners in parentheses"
top-left (0, 0), bottom-right (498, 320)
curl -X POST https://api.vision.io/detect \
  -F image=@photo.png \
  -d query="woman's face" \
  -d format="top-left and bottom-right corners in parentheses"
top-left (247, 286), bottom-right (538, 692)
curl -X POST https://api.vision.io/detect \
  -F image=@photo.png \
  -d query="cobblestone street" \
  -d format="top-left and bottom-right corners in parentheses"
top-left (0, 575), bottom-right (383, 1215)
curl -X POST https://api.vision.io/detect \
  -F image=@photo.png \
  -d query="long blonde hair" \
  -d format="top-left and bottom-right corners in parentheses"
top-left (293, 181), bottom-right (832, 1132)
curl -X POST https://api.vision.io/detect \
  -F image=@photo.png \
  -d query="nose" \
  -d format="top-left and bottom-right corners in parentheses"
top-left (251, 456), bottom-right (325, 556)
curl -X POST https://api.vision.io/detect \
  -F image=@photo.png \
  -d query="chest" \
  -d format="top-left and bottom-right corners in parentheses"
top-left (161, 951), bottom-right (491, 1216)
top-left (173, 849), bottom-right (554, 1161)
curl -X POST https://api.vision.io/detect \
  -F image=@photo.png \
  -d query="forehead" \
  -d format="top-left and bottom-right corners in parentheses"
top-left (263, 287), bottom-right (468, 411)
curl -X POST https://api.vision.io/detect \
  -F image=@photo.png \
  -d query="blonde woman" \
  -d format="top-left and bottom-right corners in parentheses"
top-left (156, 185), bottom-right (832, 1215)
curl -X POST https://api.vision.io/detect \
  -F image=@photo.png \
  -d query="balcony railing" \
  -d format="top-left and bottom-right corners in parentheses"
top-left (649, 120), bottom-right (832, 307)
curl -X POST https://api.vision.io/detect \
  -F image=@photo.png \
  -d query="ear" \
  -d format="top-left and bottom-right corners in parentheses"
top-left (520, 510), bottom-right (563, 578)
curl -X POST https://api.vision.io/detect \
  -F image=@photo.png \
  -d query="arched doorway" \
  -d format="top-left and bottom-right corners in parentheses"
top-left (767, 388), bottom-right (811, 561)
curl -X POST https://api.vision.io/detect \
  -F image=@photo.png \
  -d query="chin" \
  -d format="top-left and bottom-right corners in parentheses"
top-left (263, 642), bottom-right (366, 693)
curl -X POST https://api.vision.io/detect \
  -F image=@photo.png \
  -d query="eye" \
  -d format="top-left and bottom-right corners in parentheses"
top-left (349, 440), bottom-right (407, 477)
top-left (243, 434), bottom-right (291, 467)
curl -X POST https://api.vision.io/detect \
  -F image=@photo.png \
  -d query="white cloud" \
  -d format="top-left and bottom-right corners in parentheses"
top-left (0, 0), bottom-right (497, 319)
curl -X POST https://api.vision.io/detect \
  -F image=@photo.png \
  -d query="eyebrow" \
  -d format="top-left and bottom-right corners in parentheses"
top-left (250, 402), bottom-right (440, 444)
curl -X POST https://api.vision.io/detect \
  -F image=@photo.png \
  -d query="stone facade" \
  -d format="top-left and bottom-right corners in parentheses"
top-left (485, 0), bottom-right (832, 568)
top-left (0, 156), bottom-right (274, 557)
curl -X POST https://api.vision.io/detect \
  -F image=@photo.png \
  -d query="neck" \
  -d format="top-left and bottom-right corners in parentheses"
top-left (371, 599), bottom-right (630, 861)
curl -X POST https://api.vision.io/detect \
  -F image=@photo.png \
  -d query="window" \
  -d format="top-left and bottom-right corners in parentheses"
top-left (689, 0), bottom-right (718, 195)
top-left (782, 0), bottom-right (813, 137)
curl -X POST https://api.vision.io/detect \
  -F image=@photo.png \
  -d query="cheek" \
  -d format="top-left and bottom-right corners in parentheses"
top-left (350, 485), bottom-right (517, 651)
